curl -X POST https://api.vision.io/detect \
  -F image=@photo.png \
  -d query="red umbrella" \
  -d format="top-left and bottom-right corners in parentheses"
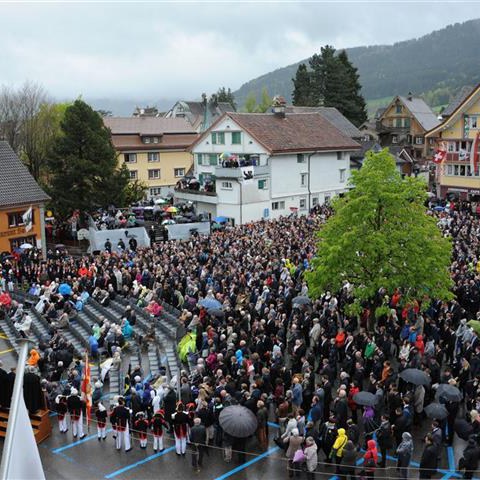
top-left (0, 292), bottom-right (12, 307)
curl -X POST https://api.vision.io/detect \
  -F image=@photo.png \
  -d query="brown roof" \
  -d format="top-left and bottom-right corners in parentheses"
top-left (104, 117), bottom-right (196, 135)
top-left (111, 133), bottom-right (198, 151)
top-left (223, 113), bottom-right (360, 153)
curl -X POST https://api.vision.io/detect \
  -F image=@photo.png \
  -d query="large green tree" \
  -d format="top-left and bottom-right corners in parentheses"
top-left (216, 87), bottom-right (236, 110)
top-left (306, 149), bottom-right (453, 330)
top-left (292, 63), bottom-right (313, 106)
top-left (47, 99), bottom-right (130, 219)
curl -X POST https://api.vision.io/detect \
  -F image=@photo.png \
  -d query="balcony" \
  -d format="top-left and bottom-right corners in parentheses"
top-left (215, 164), bottom-right (270, 178)
top-left (174, 187), bottom-right (218, 204)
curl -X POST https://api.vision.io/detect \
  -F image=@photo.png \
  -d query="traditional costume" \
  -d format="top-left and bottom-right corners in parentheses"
top-left (171, 403), bottom-right (191, 455)
top-left (134, 412), bottom-right (149, 449)
top-left (151, 409), bottom-right (168, 452)
top-left (96, 402), bottom-right (108, 440)
top-left (55, 395), bottom-right (68, 433)
top-left (67, 388), bottom-right (85, 438)
top-left (111, 399), bottom-right (131, 451)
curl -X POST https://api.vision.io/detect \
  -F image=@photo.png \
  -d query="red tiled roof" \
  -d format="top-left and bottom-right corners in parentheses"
top-left (104, 117), bottom-right (196, 135)
top-left (221, 113), bottom-right (361, 153)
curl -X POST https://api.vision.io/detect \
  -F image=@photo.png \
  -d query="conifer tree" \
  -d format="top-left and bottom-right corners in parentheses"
top-left (292, 63), bottom-right (313, 106)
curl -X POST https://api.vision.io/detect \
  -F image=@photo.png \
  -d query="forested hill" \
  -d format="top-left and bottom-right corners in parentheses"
top-left (234, 19), bottom-right (480, 109)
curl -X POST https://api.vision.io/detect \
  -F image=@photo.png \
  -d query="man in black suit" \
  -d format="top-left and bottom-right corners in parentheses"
top-left (190, 417), bottom-right (207, 472)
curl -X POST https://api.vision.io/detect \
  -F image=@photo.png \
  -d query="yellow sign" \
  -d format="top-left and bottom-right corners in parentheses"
top-left (46, 210), bottom-right (53, 217)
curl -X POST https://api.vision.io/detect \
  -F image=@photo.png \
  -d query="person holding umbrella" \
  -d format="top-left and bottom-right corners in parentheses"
top-left (459, 435), bottom-right (480, 479)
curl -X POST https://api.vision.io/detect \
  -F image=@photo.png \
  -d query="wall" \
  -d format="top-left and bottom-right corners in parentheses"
top-left (166, 222), bottom-right (211, 240)
top-left (0, 204), bottom-right (44, 253)
top-left (88, 227), bottom-right (150, 253)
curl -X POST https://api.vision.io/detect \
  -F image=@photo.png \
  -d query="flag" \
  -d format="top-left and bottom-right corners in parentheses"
top-left (81, 351), bottom-right (92, 428)
top-left (470, 131), bottom-right (480, 175)
top-left (433, 141), bottom-right (447, 164)
top-left (0, 364), bottom-right (45, 479)
top-left (22, 206), bottom-right (33, 233)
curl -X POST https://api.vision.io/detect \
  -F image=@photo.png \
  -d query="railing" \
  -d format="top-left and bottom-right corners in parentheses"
top-left (174, 187), bottom-right (217, 196)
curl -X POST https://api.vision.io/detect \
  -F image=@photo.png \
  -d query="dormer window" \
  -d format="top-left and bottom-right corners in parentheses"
top-left (143, 137), bottom-right (151, 144)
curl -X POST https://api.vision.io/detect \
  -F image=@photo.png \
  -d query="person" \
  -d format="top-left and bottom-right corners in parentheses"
top-left (111, 397), bottom-right (132, 452)
top-left (363, 439), bottom-right (378, 480)
top-left (319, 417), bottom-right (337, 463)
top-left (134, 411), bottom-right (149, 449)
top-left (284, 428), bottom-right (303, 478)
top-left (171, 402), bottom-right (190, 456)
top-left (339, 440), bottom-right (358, 480)
top-left (104, 239), bottom-right (112, 253)
top-left (459, 435), bottom-right (480, 479)
top-left (396, 431), bottom-right (413, 480)
top-left (256, 400), bottom-right (268, 450)
top-left (128, 236), bottom-right (137, 252)
top-left (190, 417), bottom-right (207, 473)
top-left (419, 434), bottom-right (438, 479)
top-left (23, 366), bottom-right (44, 414)
top-left (95, 402), bottom-right (108, 440)
top-left (55, 395), bottom-right (68, 434)
top-left (376, 415), bottom-right (393, 469)
top-left (67, 388), bottom-right (85, 439)
top-left (151, 409), bottom-right (168, 452)
top-left (331, 428), bottom-right (348, 471)
top-left (304, 436), bottom-right (318, 480)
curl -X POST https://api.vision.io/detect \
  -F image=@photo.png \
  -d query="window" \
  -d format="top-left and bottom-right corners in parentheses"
top-left (8, 210), bottom-right (34, 228)
top-left (272, 201), bottom-right (285, 211)
top-left (395, 118), bottom-right (402, 128)
top-left (300, 173), bottom-right (308, 187)
top-left (124, 153), bottom-right (137, 163)
top-left (231, 132), bottom-right (242, 144)
top-left (208, 154), bottom-right (218, 166)
top-left (221, 181), bottom-right (233, 190)
top-left (258, 179), bottom-right (268, 190)
top-left (448, 142), bottom-right (456, 152)
top-left (174, 168), bottom-right (185, 178)
top-left (339, 168), bottom-right (346, 183)
top-left (143, 137), bottom-right (151, 144)
top-left (153, 137), bottom-right (159, 144)
top-left (312, 197), bottom-right (318, 207)
top-left (129, 170), bottom-right (138, 180)
top-left (407, 135), bottom-right (412, 144)
top-left (299, 198), bottom-right (306, 210)
top-left (197, 153), bottom-right (203, 165)
top-left (404, 117), bottom-right (411, 128)
top-left (337, 151), bottom-right (344, 160)
top-left (392, 135), bottom-right (398, 144)
top-left (148, 152), bottom-right (159, 162)
top-left (212, 132), bottom-right (225, 145)
top-left (10, 235), bottom-right (36, 251)
top-left (446, 165), bottom-right (453, 176)
top-left (470, 116), bottom-right (478, 129)
top-left (150, 187), bottom-right (162, 196)
top-left (148, 169), bottom-right (161, 180)
top-left (297, 154), bottom-right (306, 163)
top-left (415, 137), bottom-right (424, 145)
top-left (396, 104), bottom-right (402, 113)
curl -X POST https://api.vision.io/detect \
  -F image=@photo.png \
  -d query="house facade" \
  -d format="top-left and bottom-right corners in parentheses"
top-left (103, 117), bottom-right (198, 198)
top-left (174, 106), bottom-right (360, 224)
top-left (0, 142), bottom-right (50, 255)
top-left (425, 84), bottom-right (480, 200)
top-left (377, 94), bottom-right (440, 175)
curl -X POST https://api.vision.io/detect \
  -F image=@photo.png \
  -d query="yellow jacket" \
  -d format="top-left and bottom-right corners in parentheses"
top-left (332, 428), bottom-right (348, 457)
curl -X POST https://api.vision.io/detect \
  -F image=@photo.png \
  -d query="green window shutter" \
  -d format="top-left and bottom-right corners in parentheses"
top-left (211, 133), bottom-right (217, 144)
top-left (404, 118), bottom-right (411, 128)
top-left (232, 132), bottom-right (241, 144)
top-left (219, 132), bottom-right (225, 144)
top-left (209, 154), bottom-right (218, 166)
top-left (197, 153), bottom-right (203, 165)
top-left (199, 173), bottom-right (204, 185)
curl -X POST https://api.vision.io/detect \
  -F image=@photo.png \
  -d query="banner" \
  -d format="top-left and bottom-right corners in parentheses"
top-left (470, 131), bottom-right (480, 175)
top-left (241, 166), bottom-right (254, 183)
top-left (22, 206), bottom-right (33, 233)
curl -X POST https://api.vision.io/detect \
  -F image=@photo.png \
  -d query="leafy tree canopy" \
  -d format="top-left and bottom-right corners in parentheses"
top-left (306, 149), bottom-right (453, 328)
top-left (216, 87), bottom-right (236, 109)
top-left (46, 99), bottom-right (130, 219)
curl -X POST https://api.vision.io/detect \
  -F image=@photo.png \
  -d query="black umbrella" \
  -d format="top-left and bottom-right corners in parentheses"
top-left (424, 403), bottom-right (448, 420)
top-left (353, 391), bottom-right (378, 407)
top-left (399, 368), bottom-right (431, 386)
top-left (292, 295), bottom-right (311, 305)
top-left (208, 308), bottom-right (225, 319)
top-left (436, 384), bottom-right (462, 402)
top-left (454, 418), bottom-right (474, 440)
top-left (219, 405), bottom-right (257, 438)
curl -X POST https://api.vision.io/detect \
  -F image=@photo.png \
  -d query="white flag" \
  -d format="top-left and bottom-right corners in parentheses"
top-left (1, 395), bottom-right (45, 480)
top-left (22, 206), bottom-right (33, 233)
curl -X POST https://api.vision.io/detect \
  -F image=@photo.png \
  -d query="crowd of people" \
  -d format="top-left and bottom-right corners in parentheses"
top-left (0, 199), bottom-right (479, 478)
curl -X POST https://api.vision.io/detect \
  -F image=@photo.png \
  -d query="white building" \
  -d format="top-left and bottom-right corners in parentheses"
top-left (174, 106), bottom-right (360, 224)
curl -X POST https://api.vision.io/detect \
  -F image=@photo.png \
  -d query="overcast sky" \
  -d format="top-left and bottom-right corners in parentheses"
top-left (1, 2), bottom-right (477, 103)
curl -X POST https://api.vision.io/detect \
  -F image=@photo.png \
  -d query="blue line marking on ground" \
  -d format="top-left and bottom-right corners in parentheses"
top-left (267, 421), bottom-right (280, 429)
top-left (214, 446), bottom-right (280, 480)
top-left (52, 428), bottom-right (113, 453)
top-left (447, 446), bottom-right (456, 471)
top-left (104, 446), bottom-right (175, 479)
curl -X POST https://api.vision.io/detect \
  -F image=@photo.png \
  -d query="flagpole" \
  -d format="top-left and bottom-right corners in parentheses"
top-left (0, 338), bottom-right (32, 479)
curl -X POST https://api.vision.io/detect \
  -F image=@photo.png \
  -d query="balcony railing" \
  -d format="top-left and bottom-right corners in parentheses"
top-left (174, 187), bottom-right (216, 196)
top-left (215, 165), bottom-right (270, 178)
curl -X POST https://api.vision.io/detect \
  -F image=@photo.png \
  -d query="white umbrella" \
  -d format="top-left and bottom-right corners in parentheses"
top-left (19, 243), bottom-right (33, 249)
top-left (154, 198), bottom-right (167, 205)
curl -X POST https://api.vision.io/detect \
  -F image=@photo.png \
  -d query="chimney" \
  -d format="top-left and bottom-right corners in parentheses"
top-left (407, 92), bottom-right (413, 101)
top-left (272, 95), bottom-right (286, 118)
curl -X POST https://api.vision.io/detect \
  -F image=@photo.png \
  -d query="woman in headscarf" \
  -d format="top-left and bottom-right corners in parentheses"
top-left (304, 436), bottom-right (318, 480)
top-left (396, 431), bottom-right (413, 480)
